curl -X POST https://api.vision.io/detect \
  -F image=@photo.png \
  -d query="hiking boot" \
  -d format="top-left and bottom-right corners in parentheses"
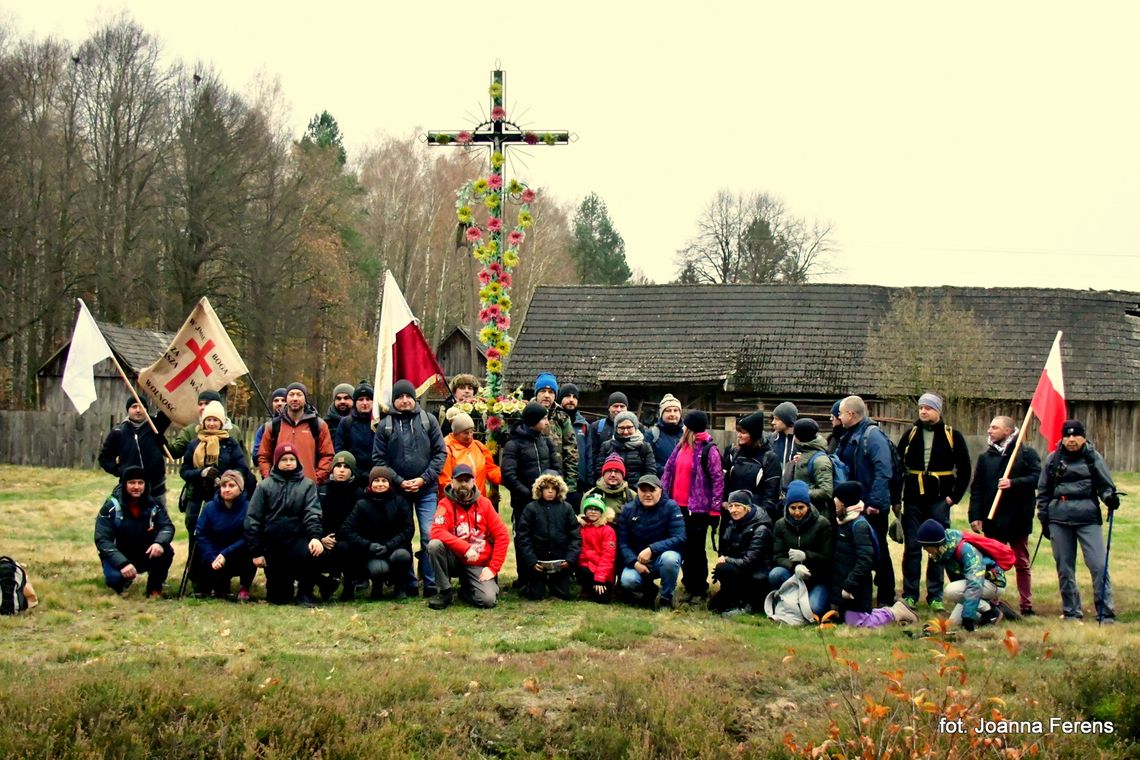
top-left (891, 601), bottom-right (918, 625)
top-left (237, 588), bottom-right (251, 604)
top-left (653, 594), bottom-right (674, 612)
top-left (979, 606), bottom-right (1003, 627)
top-left (720, 606), bottom-right (752, 619)
top-left (147, 590), bottom-right (163, 600)
top-left (1098, 617), bottom-right (1116, 625)
top-left (995, 601), bottom-right (1021, 621)
top-left (296, 593), bottom-right (318, 608)
top-left (428, 589), bottom-right (454, 610)
top-left (902, 596), bottom-right (918, 610)
top-left (928, 599), bottom-right (946, 613)
top-left (423, 586), bottom-right (439, 599)
top-left (1020, 607), bottom-right (1036, 617)
top-left (393, 588), bottom-right (409, 602)
top-left (317, 575), bottom-right (339, 602)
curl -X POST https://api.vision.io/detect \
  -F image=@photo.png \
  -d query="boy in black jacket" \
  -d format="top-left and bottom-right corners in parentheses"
top-left (516, 471), bottom-right (581, 600)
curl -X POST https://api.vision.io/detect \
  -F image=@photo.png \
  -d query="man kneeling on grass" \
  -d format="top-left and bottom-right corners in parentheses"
top-left (615, 474), bottom-right (685, 611)
top-left (917, 519), bottom-right (1006, 631)
top-left (427, 465), bottom-right (510, 609)
top-left (94, 465), bottom-right (175, 599)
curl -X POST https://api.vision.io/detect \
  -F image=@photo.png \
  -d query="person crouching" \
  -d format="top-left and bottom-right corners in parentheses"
top-left (194, 469), bottom-right (256, 601)
top-left (94, 465), bottom-right (175, 598)
top-left (516, 471), bottom-right (581, 601)
top-left (708, 489), bottom-right (773, 616)
top-left (341, 466), bottom-right (415, 600)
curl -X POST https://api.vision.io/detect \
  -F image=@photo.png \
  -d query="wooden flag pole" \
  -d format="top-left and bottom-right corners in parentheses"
top-left (108, 352), bottom-right (176, 463)
top-left (986, 403), bottom-right (1036, 521)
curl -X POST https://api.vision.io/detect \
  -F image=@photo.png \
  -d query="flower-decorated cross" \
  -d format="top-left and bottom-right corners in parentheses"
top-left (427, 69), bottom-right (570, 408)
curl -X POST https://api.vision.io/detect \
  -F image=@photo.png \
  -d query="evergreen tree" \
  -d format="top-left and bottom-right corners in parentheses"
top-left (569, 192), bottom-right (631, 285)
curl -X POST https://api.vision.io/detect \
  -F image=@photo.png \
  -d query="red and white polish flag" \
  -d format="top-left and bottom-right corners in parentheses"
top-left (373, 270), bottom-right (447, 417)
top-left (1031, 330), bottom-right (1066, 451)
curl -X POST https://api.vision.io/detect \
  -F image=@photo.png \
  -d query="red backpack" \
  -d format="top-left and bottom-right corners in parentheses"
top-left (955, 532), bottom-right (1016, 570)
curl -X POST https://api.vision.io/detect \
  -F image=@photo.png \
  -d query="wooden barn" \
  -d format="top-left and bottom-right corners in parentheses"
top-left (36, 322), bottom-right (176, 418)
top-left (506, 284), bottom-right (1140, 470)
top-left (435, 325), bottom-right (488, 381)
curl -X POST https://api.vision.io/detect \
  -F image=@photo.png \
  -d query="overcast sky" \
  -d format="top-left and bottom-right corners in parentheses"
top-left (7, 2), bottom-right (1139, 291)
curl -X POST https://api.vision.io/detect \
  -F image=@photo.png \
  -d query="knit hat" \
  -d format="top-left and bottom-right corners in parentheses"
top-left (916, 519), bottom-right (947, 546)
top-left (614, 411), bottom-right (639, 432)
top-left (636, 473), bottom-right (662, 489)
top-left (833, 481), bottom-right (863, 507)
top-left (521, 401), bottom-right (547, 427)
top-left (601, 454), bottom-right (626, 476)
top-left (285, 382), bottom-right (309, 401)
top-left (582, 494), bottom-right (606, 514)
top-left (773, 402), bottom-right (799, 426)
top-left (198, 390), bottom-right (223, 403)
top-left (369, 466), bottom-right (396, 486)
top-left (332, 382), bottom-right (354, 399)
top-left (738, 411), bottom-right (765, 438)
top-left (683, 409), bottom-right (708, 433)
top-left (353, 382), bottom-right (374, 401)
top-left (559, 383), bottom-right (580, 402)
top-left (917, 393), bottom-right (943, 414)
top-left (332, 451), bottom-right (357, 471)
top-left (607, 391), bottom-right (629, 407)
top-left (451, 412), bottom-right (475, 433)
top-left (391, 379), bottom-right (416, 401)
top-left (450, 373), bottom-right (479, 393)
top-left (452, 463), bottom-right (475, 480)
top-left (271, 387), bottom-right (287, 401)
top-left (200, 400), bottom-right (228, 425)
top-left (830, 400), bottom-right (842, 417)
top-left (726, 489), bottom-right (752, 506)
top-left (793, 418), bottom-right (819, 442)
top-left (273, 442), bottom-right (299, 468)
top-left (534, 372), bottom-right (558, 395)
top-left (658, 393), bottom-right (682, 413)
top-left (125, 396), bottom-right (143, 412)
top-left (1061, 419), bottom-right (1085, 438)
top-left (785, 480), bottom-right (811, 507)
top-left (120, 464), bottom-right (147, 484)
top-left (219, 469), bottom-right (245, 493)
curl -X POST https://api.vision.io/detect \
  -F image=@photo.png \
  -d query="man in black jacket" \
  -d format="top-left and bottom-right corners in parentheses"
top-left (969, 416), bottom-right (1041, 616)
top-left (501, 402), bottom-right (561, 521)
top-left (94, 465), bottom-right (175, 597)
top-left (897, 393), bottom-right (971, 611)
top-left (99, 397), bottom-right (172, 505)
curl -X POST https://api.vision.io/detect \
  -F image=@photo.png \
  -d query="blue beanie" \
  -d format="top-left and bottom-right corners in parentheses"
top-left (785, 480), bottom-right (811, 507)
top-left (916, 519), bottom-right (947, 546)
top-left (534, 372), bottom-right (558, 395)
top-left (830, 400), bottom-right (842, 417)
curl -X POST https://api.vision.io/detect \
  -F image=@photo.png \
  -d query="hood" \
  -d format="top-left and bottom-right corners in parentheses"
top-left (444, 481), bottom-right (479, 508)
top-left (117, 465), bottom-right (153, 503)
top-left (509, 422), bottom-right (541, 441)
top-left (594, 477), bottom-right (630, 496)
top-left (532, 471), bottom-right (569, 501)
top-left (794, 436), bottom-right (828, 454)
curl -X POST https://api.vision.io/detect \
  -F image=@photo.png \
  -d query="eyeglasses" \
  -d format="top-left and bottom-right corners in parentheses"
top-left (616, 424), bottom-right (636, 431)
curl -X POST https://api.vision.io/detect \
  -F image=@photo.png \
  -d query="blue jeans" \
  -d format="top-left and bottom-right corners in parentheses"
top-left (768, 566), bottom-right (829, 617)
top-left (619, 550), bottom-right (682, 601)
top-left (408, 489), bottom-right (438, 589)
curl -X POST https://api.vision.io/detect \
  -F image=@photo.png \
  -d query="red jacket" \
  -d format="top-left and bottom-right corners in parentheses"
top-left (578, 522), bottom-right (617, 583)
top-left (430, 491), bottom-right (510, 575)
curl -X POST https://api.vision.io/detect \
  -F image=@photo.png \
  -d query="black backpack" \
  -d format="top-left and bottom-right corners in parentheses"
top-left (0, 556), bottom-right (29, 615)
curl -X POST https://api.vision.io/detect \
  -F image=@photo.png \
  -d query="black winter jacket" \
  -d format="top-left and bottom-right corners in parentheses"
top-left (717, 506), bottom-right (773, 576)
top-left (897, 420), bottom-right (972, 505)
top-left (723, 442), bottom-right (781, 519)
top-left (515, 498), bottom-right (582, 567)
top-left (596, 436), bottom-right (656, 484)
top-left (372, 404), bottom-right (447, 484)
top-left (341, 491), bottom-right (415, 561)
top-left (501, 424), bottom-right (561, 508)
top-left (99, 414), bottom-right (172, 496)
top-left (772, 504), bottom-right (834, 581)
top-left (94, 481), bottom-right (175, 569)
top-left (180, 436), bottom-right (251, 504)
top-left (335, 411), bottom-right (376, 476)
top-left (969, 439), bottom-right (1041, 540)
top-left (831, 514), bottom-right (876, 613)
top-left (1037, 443), bottom-right (1117, 527)
top-left (244, 466), bottom-right (322, 556)
top-left (319, 478), bottom-right (362, 536)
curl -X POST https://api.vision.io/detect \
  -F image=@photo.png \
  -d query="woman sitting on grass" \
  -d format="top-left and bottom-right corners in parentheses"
top-left (194, 470), bottom-right (256, 602)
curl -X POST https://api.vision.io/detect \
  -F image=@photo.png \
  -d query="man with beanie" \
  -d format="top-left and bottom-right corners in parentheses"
top-left (595, 410), bottom-right (655, 483)
top-left (324, 382), bottom-right (355, 429)
top-left (788, 418), bottom-right (834, 516)
top-left (836, 396), bottom-right (897, 607)
top-left (501, 401), bottom-right (562, 519)
top-left (896, 392), bottom-right (971, 612)
top-left (723, 410), bottom-right (781, 519)
top-left (439, 374), bottom-right (481, 437)
top-left (167, 390), bottom-right (247, 460)
top-left (616, 474), bottom-right (686, 610)
top-left (830, 481), bottom-right (917, 628)
top-left (254, 388), bottom-right (288, 463)
top-left (559, 383), bottom-right (590, 510)
top-left (588, 391), bottom-right (631, 469)
top-left (710, 489), bottom-right (773, 616)
top-left (649, 394), bottom-right (684, 476)
top-left (532, 372), bottom-right (579, 497)
top-left (584, 454), bottom-right (636, 523)
top-left (372, 378), bottom-right (448, 596)
top-left (99, 397), bottom-right (173, 505)
top-left (769, 402), bottom-right (799, 466)
top-left (428, 464), bottom-right (510, 609)
top-left (826, 400), bottom-right (846, 455)
top-left (917, 519), bottom-right (1004, 630)
top-left (969, 415), bottom-right (1041, 616)
top-left (1037, 419), bottom-right (1121, 623)
top-left (439, 411), bottom-right (501, 499)
top-left (94, 464), bottom-right (176, 598)
top-left (335, 382), bottom-right (376, 477)
top-left (257, 382), bottom-right (335, 485)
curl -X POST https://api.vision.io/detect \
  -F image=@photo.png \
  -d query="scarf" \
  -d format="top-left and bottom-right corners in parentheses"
top-left (616, 430), bottom-right (645, 446)
top-left (193, 428), bottom-right (230, 468)
top-left (836, 500), bottom-right (865, 524)
top-left (989, 427), bottom-right (1020, 456)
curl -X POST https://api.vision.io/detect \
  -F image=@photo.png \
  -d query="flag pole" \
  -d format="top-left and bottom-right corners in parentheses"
top-left (986, 403), bottom-right (1035, 521)
top-left (245, 374), bottom-right (274, 416)
top-left (108, 352), bottom-right (176, 463)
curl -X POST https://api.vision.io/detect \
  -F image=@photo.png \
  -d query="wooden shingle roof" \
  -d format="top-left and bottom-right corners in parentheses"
top-left (507, 285), bottom-right (1140, 401)
top-left (37, 322), bottom-right (176, 377)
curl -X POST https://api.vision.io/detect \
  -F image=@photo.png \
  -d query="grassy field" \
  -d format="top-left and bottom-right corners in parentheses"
top-left (2, 465), bottom-right (1139, 759)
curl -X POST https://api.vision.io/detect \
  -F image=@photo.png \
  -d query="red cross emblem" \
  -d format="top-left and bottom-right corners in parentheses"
top-left (164, 338), bottom-right (216, 392)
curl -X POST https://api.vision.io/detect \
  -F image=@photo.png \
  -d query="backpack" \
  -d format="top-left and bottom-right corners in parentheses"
top-left (807, 451), bottom-right (850, 486)
top-left (859, 424), bottom-right (904, 505)
top-left (379, 409), bottom-right (432, 437)
top-left (956, 531), bottom-right (1016, 570)
top-left (0, 556), bottom-right (32, 615)
top-left (853, 515), bottom-right (880, 564)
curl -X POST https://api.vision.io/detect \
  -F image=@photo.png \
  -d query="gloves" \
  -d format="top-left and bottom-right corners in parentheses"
top-left (794, 564), bottom-right (811, 580)
top-left (962, 617), bottom-right (976, 632)
top-left (787, 548), bottom-right (806, 563)
top-left (202, 466), bottom-right (220, 480)
top-left (369, 542), bottom-right (387, 557)
top-left (1040, 519), bottom-right (1051, 541)
top-left (1105, 493), bottom-right (1120, 511)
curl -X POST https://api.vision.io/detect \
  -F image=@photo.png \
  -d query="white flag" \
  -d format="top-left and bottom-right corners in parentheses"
top-left (137, 297), bottom-right (250, 426)
top-left (61, 299), bottom-right (114, 414)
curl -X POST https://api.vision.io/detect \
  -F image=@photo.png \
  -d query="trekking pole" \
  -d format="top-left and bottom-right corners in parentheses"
top-left (177, 541), bottom-right (197, 600)
top-left (1097, 508), bottom-right (1116, 625)
top-left (1029, 532), bottom-right (1045, 567)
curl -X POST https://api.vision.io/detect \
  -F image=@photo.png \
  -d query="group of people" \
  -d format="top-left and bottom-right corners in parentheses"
top-left (93, 374), bottom-right (1122, 628)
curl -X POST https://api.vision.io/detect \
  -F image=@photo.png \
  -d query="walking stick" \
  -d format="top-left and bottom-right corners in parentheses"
top-left (177, 540), bottom-right (197, 600)
top-left (1029, 531), bottom-right (1045, 567)
top-left (1097, 508), bottom-right (1116, 625)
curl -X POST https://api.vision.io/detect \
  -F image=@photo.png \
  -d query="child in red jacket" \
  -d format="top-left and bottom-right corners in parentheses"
top-left (576, 494), bottom-right (616, 603)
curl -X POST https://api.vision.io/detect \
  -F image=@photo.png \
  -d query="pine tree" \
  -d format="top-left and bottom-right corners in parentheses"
top-left (569, 192), bottom-right (631, 285)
